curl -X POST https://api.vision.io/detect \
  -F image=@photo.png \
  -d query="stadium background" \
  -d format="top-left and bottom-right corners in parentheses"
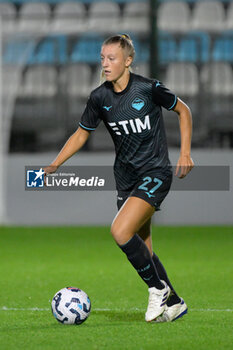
top-left (0, 0), bottom-right (232, 225)
top-left (0, 2), bottom-right (232, 350)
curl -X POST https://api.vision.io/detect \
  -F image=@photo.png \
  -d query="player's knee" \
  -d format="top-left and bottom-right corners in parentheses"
top-left (111, 221), bottom-right (132, 246)
top-left (110, 221), bottom-right (122, 242)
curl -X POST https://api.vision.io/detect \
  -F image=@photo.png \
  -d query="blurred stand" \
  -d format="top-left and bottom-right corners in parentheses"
top-left (0, 18), bottom-right (7, 224)
top-left (0, 0), bottom-right (231, 153)
top-left (0, 0), bottom-right (232, 225)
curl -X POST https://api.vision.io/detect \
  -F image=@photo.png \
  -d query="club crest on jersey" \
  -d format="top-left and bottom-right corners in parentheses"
top-left (132, 98), bottom-right (145, 111)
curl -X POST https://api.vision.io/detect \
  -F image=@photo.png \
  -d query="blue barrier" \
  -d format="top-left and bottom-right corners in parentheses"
top-left (212, 35), bottom-right (233, 62)
top-left (3, 33), bottom-right (233, 65)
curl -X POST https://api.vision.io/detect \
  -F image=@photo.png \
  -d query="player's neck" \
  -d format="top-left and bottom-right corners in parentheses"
top-left (112, 71), bottom-right (130, 93)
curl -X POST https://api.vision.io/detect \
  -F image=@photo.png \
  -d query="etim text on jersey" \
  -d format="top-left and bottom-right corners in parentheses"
top-left (108, 115), bottom-right (151, 135)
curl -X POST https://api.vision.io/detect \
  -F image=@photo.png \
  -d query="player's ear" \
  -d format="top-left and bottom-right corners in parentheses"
top-left (125, 55), bottom-right (133, 68)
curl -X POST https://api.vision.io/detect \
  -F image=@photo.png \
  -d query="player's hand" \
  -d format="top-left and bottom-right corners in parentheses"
top-left (175, 155), bottom-right (194, 179)
top-left (43, 165), bottom-right (58, 186)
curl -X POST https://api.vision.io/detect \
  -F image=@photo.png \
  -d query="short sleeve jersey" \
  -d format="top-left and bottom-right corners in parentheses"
top-left (79, 73), bottom-right (177, 191)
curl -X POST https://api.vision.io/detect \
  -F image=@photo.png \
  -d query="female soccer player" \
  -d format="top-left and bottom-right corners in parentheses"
top-left (45, 34), bottom-right (194, 323)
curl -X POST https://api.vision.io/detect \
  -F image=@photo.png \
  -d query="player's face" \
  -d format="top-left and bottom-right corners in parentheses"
top-left (101, 44), bottom-right (131, 82)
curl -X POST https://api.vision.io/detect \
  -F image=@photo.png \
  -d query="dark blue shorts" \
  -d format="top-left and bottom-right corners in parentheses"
top-left (117, 170), bottom-right (172, 211)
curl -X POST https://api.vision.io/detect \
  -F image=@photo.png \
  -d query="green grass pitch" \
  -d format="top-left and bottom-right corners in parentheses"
top-left (0, 226), bottom-right (232, 350)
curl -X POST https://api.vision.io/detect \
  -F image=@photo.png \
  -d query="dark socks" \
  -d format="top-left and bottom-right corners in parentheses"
top-left (119, 235), bottom-right (164, 289)
top-left (152, 252), bottom-right (181, 305)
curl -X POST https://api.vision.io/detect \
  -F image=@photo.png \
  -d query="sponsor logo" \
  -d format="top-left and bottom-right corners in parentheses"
top-left (108, 114), bottom-right (151, 135)
top-left (145, 192), bottom-right (155, 198)
top-left (103, 105), bottom-right (112, 111)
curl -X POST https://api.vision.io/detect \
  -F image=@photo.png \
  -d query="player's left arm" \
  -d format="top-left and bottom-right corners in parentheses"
top-left (173, 98), bottom-right (194, 179)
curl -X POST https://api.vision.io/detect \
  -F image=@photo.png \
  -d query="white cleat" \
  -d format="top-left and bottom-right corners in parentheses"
top-left (145, 281), bottom-right (170, 322)
top-left (155, 298), bottom-right (188, 323)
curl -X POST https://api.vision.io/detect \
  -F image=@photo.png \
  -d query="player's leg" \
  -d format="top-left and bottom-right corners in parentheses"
top-left (111, 196), bottom-right (170, 321)
top-left (112, 196), bottom-right (155, 245)
top-left (137, 218), bottom-right (153, 255)
top-left (137, 219), bottom-right (188, 322)
top-left (138, 219), bottom-right (181, 304)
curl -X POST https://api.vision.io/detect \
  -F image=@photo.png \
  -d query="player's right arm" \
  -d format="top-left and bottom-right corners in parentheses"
top-left (44, 127), bottom-right (90, 174)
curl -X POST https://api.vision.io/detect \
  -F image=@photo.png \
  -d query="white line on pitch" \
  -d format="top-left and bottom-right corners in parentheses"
top-left (94, 308), bottom-right (233, 312)
top-left (190, 308), bottom-right (233, 312)
top-left (1, 306), bottom-right (233, 312)
top-left (1, 306), bottom-right (50, 311)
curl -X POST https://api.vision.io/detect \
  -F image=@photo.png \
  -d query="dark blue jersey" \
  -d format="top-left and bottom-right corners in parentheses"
top-left (79, 73), bottom-right (177, 190)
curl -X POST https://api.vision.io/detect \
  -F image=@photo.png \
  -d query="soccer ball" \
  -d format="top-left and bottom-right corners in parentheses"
top-left (51, 287), bottom-right (91, 325)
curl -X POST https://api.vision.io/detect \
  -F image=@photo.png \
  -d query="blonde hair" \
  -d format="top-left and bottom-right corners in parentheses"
top-left (100, 34), bottom-right (135, 83)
